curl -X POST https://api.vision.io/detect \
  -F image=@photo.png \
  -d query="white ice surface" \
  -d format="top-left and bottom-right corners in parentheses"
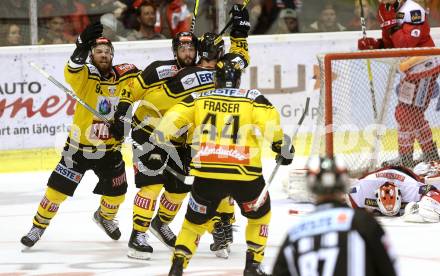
top-left (1, 163), bottom-right (439, 276)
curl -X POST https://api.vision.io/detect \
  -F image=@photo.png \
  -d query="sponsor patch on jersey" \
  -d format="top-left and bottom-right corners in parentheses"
top-left (156, 65), bottom-right (178, 80)
top-left (114, 63), bottom-right (136, 75)
top-left (247, 89), bottom-right (261, 100)
top-left (194, 143), bottom-right (250, 164)
top-left (54, 163), bottom-right (83, 183)
top-left (365, 198), bottom-right (379, 208)
top-left (188, 195), bottom-right (207, 214)
top-left (181, 71), bottom-right (214, 90)
top-left (89, 120), bottom-right (111, 140)
top-left (397, 12), bottom-right (405, 20)
top-left (201, 88), bottom-right (250, 99)
top-left (410, 10), bottom-right (422, 23)
top-left (112, 172), bottom-right (126, 187)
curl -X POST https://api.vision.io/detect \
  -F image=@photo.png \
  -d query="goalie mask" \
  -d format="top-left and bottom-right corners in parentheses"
top-left (375, 182), bottom-right (402, 216)
top-left (306, 156), bottom-right (349, 196)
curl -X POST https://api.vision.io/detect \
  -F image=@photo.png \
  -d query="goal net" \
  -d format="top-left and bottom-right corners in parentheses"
top-left (284, 48), bottom-right (440, 202)
top-left (313, 48), bottom-right (440, 175)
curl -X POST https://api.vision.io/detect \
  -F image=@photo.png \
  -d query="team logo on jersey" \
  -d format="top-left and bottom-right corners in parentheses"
top-left (54, 163), bottom-right (83, 183)
top-left (410, 10), bottom-right (422, 23)
top-left (194, 143), bottom-right (250, 164)
top-left (365, 198), bottom-right (379, 208)
top-left (98, 99), bottom-right (112, 115)
top-left (108, 85), bottom-right (116, 95)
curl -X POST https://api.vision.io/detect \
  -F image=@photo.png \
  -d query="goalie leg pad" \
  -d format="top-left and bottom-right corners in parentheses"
top-left (419, 191), bottom-right (440, 223)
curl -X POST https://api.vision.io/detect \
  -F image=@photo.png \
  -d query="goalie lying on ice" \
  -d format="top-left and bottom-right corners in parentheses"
top-left (346, 162), bottom-right (440, 221)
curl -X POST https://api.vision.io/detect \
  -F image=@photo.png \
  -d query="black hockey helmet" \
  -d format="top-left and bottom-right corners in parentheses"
top-left (306, 156), bottom-right (349, 196)
top-left (215, 58), bottom-right (242, 88)
top-left (198, 32), bottom-right (225, 61)
top-left (172, 31), bottom-right (198, 56)
top-left (91, 37), bottom-right (114, 56)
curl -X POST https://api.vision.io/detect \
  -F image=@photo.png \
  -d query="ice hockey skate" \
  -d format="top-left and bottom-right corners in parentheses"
top-left (20, 225), bottom-right (45, 248)
top-left (209, 221), bottom-right (229, 259)
top-left (92, 209), bottom-right (121, 240)
top-left (127, 229), bottom-right (153, 260)
top-left (150, 216), bottom-right (176, 249)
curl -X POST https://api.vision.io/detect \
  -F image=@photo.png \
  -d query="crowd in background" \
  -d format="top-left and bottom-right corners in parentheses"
top-left (0, 0), bottom-right (439, 47)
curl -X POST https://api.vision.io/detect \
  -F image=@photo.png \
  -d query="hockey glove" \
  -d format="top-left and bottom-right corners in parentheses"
top-left (109, 102), bottom-right (132, 141)
top-left (358, 37), bottom-right (383, 50)
top-left (272, 134), bottom-right (295, 166)
top-left (230, 4), bottom-right (250, 38)
top-left (77, 21), bottom-right (103, 48)
top-left (70, 22), bottom-right (103, 64)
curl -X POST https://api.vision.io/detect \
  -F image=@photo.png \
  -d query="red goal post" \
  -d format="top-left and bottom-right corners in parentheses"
top-left (314, 47), bottom-right (440, 175)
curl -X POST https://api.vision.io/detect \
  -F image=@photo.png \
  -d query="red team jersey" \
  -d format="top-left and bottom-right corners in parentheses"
top-left (347, 167), bottom-right (439, 214)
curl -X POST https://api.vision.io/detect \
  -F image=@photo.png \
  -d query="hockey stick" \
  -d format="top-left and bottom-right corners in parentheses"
top-left (29, 62), bottom-right (143, 150)
top-left (219, 0), bottom-right (251, 36)
top-left (252, 97), bottom-right (311, 211)
top-left (190, 0), bottom-right (200, 32)
top-left (359, 0), bottom-right (378, 120)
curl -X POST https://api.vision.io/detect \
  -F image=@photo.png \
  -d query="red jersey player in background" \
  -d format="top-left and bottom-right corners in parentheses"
top-left (358, 0), bottom-right (440, 167)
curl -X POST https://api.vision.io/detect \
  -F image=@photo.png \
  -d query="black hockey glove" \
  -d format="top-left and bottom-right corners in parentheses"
top-left (272, 134), bottom-right (295, 166)
top-left (71, 22), bottom-right (103, 64)
top-left (77, 21), bottom-right (103, 48)
top-left (230, 4), bottom-right (250, 38)
top-left (109, 102), bottom-right (132, 141)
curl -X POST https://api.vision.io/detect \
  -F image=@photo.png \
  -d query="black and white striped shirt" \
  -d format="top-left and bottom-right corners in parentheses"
top-left (272, 202), bottom-right (398, 276)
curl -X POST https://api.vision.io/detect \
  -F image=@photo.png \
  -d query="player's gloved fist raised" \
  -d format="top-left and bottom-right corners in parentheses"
top-left (230, 4), bottom-right (250, 38)
top-left (76, 22), bottom-right (103, 48)
top-left (358, 37), bottom-right (382, 50)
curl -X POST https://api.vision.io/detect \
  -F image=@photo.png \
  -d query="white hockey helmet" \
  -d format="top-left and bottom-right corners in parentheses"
top-left (375, 182), bottom-right (402, 216)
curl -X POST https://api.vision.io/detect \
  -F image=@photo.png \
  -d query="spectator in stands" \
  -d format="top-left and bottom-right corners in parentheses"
top-left (252, 0), bottom-right (297, 35)
top-left (100, 13), bottom-right (128, 41)
top-left (126, 0), bottom-right (165, 40)
top-left (0, 23), bottom-right (23, 46)
top-left (84, 0), bottom-right (127, 25)
top-left (428, 0), bottom-right (440, 27)
top-left (0, 0), bottom-right (29, 45)
top-left (39, 0), bottom-right (90, 42)
top-left (307, 2), bottom-right (346, 32)
top-left (346, 0), bottom-right (379, 31)
top-left (267, 7), bottom-right (299, 34)
top-left (38, 16), bottom-right (72, 44)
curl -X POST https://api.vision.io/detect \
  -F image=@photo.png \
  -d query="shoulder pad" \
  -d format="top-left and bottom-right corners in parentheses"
top-left (114, 63), bottom-right (139, 77)
top-left (86, 63), bottom-right (100, 76)
top-left (398, 1), bottom-right (425, 25)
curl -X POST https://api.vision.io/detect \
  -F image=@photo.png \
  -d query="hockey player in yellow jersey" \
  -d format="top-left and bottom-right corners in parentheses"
top-left (154, 59), bottom-right (294, 276)
top-left (20, 22), bottom-right (139, 248)
top-left (109, 4), bottom-right (251, 260)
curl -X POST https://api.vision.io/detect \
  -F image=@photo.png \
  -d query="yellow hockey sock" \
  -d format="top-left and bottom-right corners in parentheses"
top-left (173, 218), bottom-right (207, 268)
top-left (245, 211), bottom-right (271, 263)
top-left (156, 191), bottom-right (187, 224)
top-left (99, 195), bottom-right (125, 220)
top-left (133, 184), bottom-right (162, 232)
top-left (33, 187), bottom-right (68, 229)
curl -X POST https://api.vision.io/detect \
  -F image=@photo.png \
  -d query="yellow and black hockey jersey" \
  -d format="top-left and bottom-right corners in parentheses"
top-left (119, 37), bottom-right (250, 136)
top-left (65, 59), bottom-right (139, 150)
top-left (156, 88), bottom-right (284, 181)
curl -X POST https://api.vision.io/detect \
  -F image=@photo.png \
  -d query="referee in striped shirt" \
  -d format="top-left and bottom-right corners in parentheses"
top-left (272, 157), bottom-right (398, 276)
